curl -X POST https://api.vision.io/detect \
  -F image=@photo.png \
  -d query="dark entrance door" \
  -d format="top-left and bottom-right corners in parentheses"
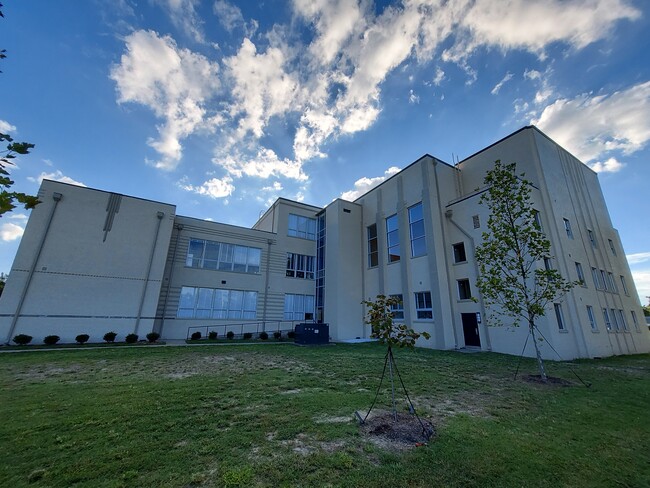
top-left (461, 313), bottom-right (481, 347)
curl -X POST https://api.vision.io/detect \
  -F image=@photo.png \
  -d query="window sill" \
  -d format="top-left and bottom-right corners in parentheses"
top-left (453, 261), bottom-right (468, 266)
top-left (558, 329), bottom-right (569, 334)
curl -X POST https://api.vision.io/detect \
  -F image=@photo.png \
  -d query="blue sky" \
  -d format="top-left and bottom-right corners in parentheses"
top-left (1, 0), bottom-right (649, 302)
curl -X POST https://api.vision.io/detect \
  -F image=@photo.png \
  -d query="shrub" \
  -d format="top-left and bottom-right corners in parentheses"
top-left (146, 332), bottom-right (160, 343)
top-left (226, 330), bottom-right (235, 340)
top-left (273, 331), bottom-right (282, 340)
top-left (191, 331), bottom-right (202, 341)
top-left (12, 334), bottom-right (32, 345)
top-left (43, 335), bottom-right (60, 345)
top-left (75, 334), bottom-right (90, 344)
top-left (208, 331), bottom-right (218, 340)
top-left (287, 330), bottom-right (296, 339)
top-left (103, 331), bottom-right (117, 343)
top-left (243, 332), bottom-right (253, 340)
top-left (259, 331), bottom-right (269, 340)
top-left (125, 333), bottom-right (138, 344)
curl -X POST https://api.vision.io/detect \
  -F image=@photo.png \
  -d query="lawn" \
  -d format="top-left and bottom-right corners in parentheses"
top-left (1, 343), bottom-right (648, 487)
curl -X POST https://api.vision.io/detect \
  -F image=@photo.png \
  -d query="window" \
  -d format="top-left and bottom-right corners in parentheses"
top-left (554, 303), bottom-right (566, 330)
top-left (390, 294), bottom-right (404, 320)
top-left (591, 267), bottom-right (602, 290)
top-left (617, 310), bottom-right (628, 331)
top-left (472, 215), bottom-right (480, 229)
top-left (458, 279), bottom-right (472, 300)
top-left (386, 214), bottom-right (400, 262)
top-left (620, 276), bottom-right (629, 295)
top-left (453, 242), bottom-right (467, 263)
top-left (533, 209), bottom-right (542, 230)
top-left (544, 258), bottom-right (552, 271)
top-left (186, 238), bottom-right (261, 274)
top-left (367, 224), bottom-right (378, 267)
top-left (631, 311), bottom-right (640, 332)
top-left (575, 262), bottom-right (585, 285)
top-left (608, 239), bottom-right (616, 255)
top-left (586, 305), bottom-right (597, 331)
top-left (600, 270), bottom-right (608, 291)
top-left (408, 202), bottom-right (426, 257)
top-left (286, 253), bottom-right (315, 279)
top-left (587, 229), bottom-right (596, 248)
top-left (607, 272), bottom-right (617, 293)
top-left (563, 218), bottom-right (573, 238)
top-left (288, 214), bottom-right (317, 240)
top-left (414, 291), bottom-right (433, 319)
top-left (603, 309), bottom-right (612, 331)
top-left (284, 294), bottom-right (315, 321)
top-left (177, 287), bottom-right (257, 319)
top-left (610, 308), bottom-right (620, 331)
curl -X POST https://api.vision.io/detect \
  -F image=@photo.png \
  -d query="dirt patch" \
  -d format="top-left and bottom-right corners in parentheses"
top-left (523, 374), bottom-right (573, 386)
top-left (358, 410), bottom-right (435, 452)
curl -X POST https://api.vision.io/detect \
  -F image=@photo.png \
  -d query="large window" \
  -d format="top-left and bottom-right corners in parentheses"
top-left (386, 214), bottom-right (400, 263)
top-left (603, 308), bottom-right (612, 331)
top-left (187, 238), bottom-right (261, 274)
top-left (458, 279), bottom-right (472, 300)
top-left (631, 311), bottom-right (640, 332)
top-left (177, 287), bottom-right (257, 320)
top-left (620, 276), bottom-right (629, 295)
top-left (286, 253), bottom-right (315, 279)
top-left (592, 267), bottom-right (602, 290)
top-left (414, 291), bottom-right (433, 319)
top-left (575, 262), bottom-right (585, 286)
top-left (617, 310), bottom-right (628, 331)
top-left (610, 308), bottom-right (620, 331)
top-left (367, 224), bottom-right (378, 267)
top-left (408, 202), bottom-right (426, 257)
top-left (389, 294), bottom-right (404, 320)
top-left (607, 272), bottom-right (617, 293)
top-left (554, 303), bottom-right (566, 331)
top-left (586, 305), bottom-right (597, 331)
top-left (563, 218), bottom-right (573, 239)
top-left (588, 230), bottom-right (597, 248)
top-left (453, 242), bottom-right (467, 263)
top-left (288, 214), bottom-right (317, 240)
top-left (284, 294), bottom-right (315, 321)
top-left (608, 239), bottom-right (616, 255)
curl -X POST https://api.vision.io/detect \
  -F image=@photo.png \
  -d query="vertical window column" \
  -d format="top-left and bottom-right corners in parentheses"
top-left (386, 214), bottom-right (400, 263)
top-left (408, 202), bottom-right (426, 258)
top-left (367, 224), bottom-right (378, 267)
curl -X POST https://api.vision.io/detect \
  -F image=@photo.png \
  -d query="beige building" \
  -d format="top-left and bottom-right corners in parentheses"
top-left (1, 126), bottom-right (648, 359)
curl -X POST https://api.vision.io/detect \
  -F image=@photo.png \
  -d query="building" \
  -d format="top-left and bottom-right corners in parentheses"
top-left (1, 126), bottom-right (649, 359)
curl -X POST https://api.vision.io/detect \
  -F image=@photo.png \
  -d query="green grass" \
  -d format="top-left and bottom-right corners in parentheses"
top-left (1, 343), bottom-right (648, 487)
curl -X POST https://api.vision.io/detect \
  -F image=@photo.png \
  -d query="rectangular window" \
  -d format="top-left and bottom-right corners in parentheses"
top-left (186, 238), bottom-right (261, 274)
top-left (591, 267), bottom-right (602, 289)
top-left (453, 242), bottom-right (467, 263)
top-left (386, 214), bottom-right (400, 263)
top-left (288, 214), bottom-right (317, 240)
top-left (284, 293), bottom-right (315, 321)
top-left (586, 305), bottom-right (597, 331)
top-left (610, 308), bottom-right (620, 331)
top-left (563, 218), bottom-right (573, 239)
top-left (575, 262), bottom-right (585, 286)
top-left (608, 239), bottom-right (616, 255)
top-left (532, 209), bottom-right (542, 230)
top-left (600, 270), bottom-right (608, 291)
top-left (177, 286), bottom-right (257, 320)
top-left (631, 311), bottom-right (640, 332)
top-left (588, 229), bottom-right (596, 248)
top-left (389, 294), bottom-right (404, 320)
top-left (408, 202), bottom-right (426, 257)
top-left (607, 272), bottom-right (617, 293)
top-left (620, 276), bottom-right (629, 295)
top-left (458, 279), bottom-right (472, 300)
top-left (603, 309), bottom-right (612, 331)
top-left (286, 252), bottom-right (315, 279)
top-left (472, 215), bottom-right (480, 229)
top-left (544, 258), bottom-right (552, 271)
top-left (367, 224), bottom-right (378, 268)
top-left (554, 303), bottom-right (566, 330)
top-left (414, 291), bottom-right (433, 319)
top-left (617, 310), bottom-right (628, 331)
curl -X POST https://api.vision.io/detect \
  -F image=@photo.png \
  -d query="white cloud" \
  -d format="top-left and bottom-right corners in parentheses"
top-left (491, 72), bottom-right (513, 95)
top-left (7, 213), bottom-right (28, 221)
top-left (408, 89), bottom-right (420, 104)
top-left (533, 81), bottom-right (650, 171)
top-left (0, 119), bottom-right (17, 133)
top-left (0, 222), bottom-right (24, 242)
top-left (153, 0), bottom-right (205, 43)
top-left (217, 147), bottom-right (307, 181)
top-left (588, 157), bottom-right (624, 173)
top-left (28, 171), bottom-right (86, 187)
top-left (340, 166), bottom-right (400, 201)
top-left (627, 252), bottom-right (650, 265)
top-left (214, 0), bottom-right (253, 34)
top-left (631, 269), bottom-right (650, 305)
top-left (524, 69), bottom-right (541, 81)
top-left (180, 176), bottom-right (234, 198)
top-left (110, 30), bottom-right (220, 170)
top-left (432, 67), bottom-right (445, 86)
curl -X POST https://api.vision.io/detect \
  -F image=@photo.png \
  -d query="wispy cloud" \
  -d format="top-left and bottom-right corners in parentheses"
top-left (28, 171), bottom-right (86, 187)
top-left (491, 72), bottom-right (513, 95)
top-left (341, 166), bottom-right (400, 202)
top-left (627, 252), bottom-right (650, 265)
top-left (153, 0), bottom-right (205, 43)
top-left (0, 119), bottom-right (17, 133)
top-left (180, 176), bottom-right (234, 199)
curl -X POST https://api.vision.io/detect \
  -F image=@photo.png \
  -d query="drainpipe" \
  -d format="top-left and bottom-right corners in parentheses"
top-left (157, 223), bottom-right (183, 335)
top-left (134, 211), bottom-right (164, 336)
top-left (5, 192), bottom-right (62, 344)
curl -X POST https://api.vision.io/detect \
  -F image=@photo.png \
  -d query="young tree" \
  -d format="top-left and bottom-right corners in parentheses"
top-left (475, 161), bottom-right (577, 382)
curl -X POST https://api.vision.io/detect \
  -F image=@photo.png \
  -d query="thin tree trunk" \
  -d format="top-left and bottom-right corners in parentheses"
top-left (388, 347), bottom-right (397, 420)
top-left (529, 320), bottom-right (548, 382)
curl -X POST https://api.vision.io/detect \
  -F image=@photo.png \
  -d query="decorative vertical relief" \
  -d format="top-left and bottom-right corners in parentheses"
top-left (103, 193), bottom-right (122, 242)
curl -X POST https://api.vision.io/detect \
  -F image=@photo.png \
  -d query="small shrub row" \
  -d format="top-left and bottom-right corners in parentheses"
top-left (10, 331), bottom-right (161, 346)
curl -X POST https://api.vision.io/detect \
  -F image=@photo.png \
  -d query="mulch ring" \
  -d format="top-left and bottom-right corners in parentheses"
top-left (358, 409), bottom-right (435, 452)
top-left (523, 374), bottom-right (573, 386)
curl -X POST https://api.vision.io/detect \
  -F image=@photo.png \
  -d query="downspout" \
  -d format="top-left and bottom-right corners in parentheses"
top-left (445, 209), bottom-right (492, 351)
top-left (5, 191), bottom-right (62, 344)
top-left (134, 211), bottom-right (164, 336)
top-left (262, 238), bottom-right (273, 329)
top-left (158, 223), bottom-right (183, 335)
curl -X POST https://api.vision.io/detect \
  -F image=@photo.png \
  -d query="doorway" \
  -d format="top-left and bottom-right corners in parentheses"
top-left (461, 313), bottom-right (481, 347)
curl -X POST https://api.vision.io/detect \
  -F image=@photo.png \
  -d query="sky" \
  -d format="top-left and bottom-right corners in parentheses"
top-left (1, 0), bottom-right (649, 303)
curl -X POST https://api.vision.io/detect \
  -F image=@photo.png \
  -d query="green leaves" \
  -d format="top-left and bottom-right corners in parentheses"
top-left (362, 295), bottom-right (430, 349)
top-left (0, 132), bottom-right (39, 216)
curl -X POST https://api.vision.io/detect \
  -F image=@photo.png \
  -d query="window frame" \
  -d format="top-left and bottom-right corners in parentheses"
top-left (575, 262), bottom-right (586, 286)
top-left (386, 214), bottom-right (400, 263)
top-left (457, 279), bottom-right (472, 301)
top-left (414, 291), bottom-right (433, 320)
top-left (563, 218), bottom-right (573, 239)
top-left (186, 238), bottom-right (261, 274)
top-left (367, 224), bottom-right (379, 268)
top-left (408, 202), bottom-right (426, 258)
top-left (452, 242), bottom-right (467, 263)
top-left (286, 252), bottom-right (315, 280)
top-left (284, 293), bottom-right (315, 321)
top-left (586, 305), bottom-right (597, 331)
top-left (288, 213), bottom-right (317, 240)
top-left (554, 303), bottom-right (566, 331)
top-left (389, 294), bottom-right (404, 320)
top-left (603, 308), bottom-right (612, 331)
top-left (177, 286), bottom-right (258, 320)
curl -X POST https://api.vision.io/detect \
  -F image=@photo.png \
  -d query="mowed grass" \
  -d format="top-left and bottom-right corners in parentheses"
top-left (1, 343), bottom-right (648, 487)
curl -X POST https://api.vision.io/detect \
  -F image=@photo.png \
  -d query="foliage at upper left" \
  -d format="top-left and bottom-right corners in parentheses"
top-left (1, 133), bottom-right (39, 216)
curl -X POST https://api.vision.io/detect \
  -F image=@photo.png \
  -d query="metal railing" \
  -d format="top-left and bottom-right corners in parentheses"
top-left (186, 319), bottom-right (315, 340)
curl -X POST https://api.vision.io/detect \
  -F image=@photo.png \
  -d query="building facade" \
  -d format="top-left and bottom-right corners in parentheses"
top-left (1, 126), bottom-right (648, 359)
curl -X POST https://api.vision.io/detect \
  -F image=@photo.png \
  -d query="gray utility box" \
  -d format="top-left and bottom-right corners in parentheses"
top-left (294, 323), bottom-right (329, 345)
